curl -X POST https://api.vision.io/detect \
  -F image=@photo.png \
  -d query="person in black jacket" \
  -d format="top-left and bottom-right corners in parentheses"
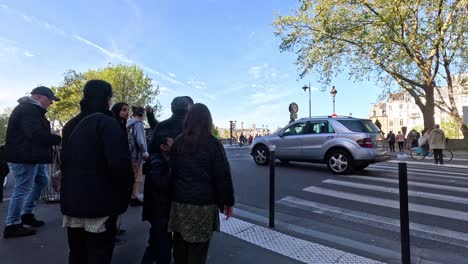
top-left (111, 102), bottom-right (130, 131)
top-left (1, 86), bottom-right (61, 238)
top-left (60, 80), bottom-right (134, 264)
top-left (141, 132), bottom-right (174, 264)
top-left (148, 96), bottom-right (189, 154)
top-left (168, 103), bottom-right (234, 264)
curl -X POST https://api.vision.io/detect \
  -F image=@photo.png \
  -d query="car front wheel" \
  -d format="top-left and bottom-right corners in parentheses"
top-left (326, 150), bottom-right (353, 175)
top-left (253, 145), bottom-right (270, 166)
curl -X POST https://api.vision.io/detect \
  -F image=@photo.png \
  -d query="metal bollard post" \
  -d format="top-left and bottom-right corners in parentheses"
top-left (398, 162), bottom-right (411, 264)
top-left (269, 145), bottom-right (276, 228)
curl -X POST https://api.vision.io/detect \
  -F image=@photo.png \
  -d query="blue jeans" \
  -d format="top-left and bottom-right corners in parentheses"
top-left (5, 163), bottom-right (49, 225)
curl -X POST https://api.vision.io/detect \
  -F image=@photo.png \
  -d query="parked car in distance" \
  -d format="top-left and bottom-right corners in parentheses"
top-left (250, 116), bottom-right (390, 174)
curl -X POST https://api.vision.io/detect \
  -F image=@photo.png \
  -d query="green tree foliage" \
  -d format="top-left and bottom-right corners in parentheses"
top-left (274, 0), bottom-right (468, 131)
top-left (441, 117), bottom-right (462, 139)
top-left (48, 64), bottom-right (159, 128)
top-left (212, 126), bottom-right (220, 138)
top-left (0, 112), bottom-right (9, 144)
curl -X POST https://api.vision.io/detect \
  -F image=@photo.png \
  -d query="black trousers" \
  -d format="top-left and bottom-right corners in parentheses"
top-left (141, 218), bottom-right (173, 264)
top-left (388, 142), bottom-right (395, 152)
top-left (173, 232), bottom-right (210, 264)
top-left (433, 149), bottom-right (444, 164)
top-left (398, 142), bottom-right (404, 152)
top-left (67, 216), bottom-right (118, 264)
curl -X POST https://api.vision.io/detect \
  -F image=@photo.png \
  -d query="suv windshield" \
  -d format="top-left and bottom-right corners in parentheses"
top-left (338, 120), bottom-right (380, 133)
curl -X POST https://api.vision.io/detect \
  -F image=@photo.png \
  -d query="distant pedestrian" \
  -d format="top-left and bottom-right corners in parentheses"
top-left (141, 133), bottom-right (174, 264)
top-left (127, 106), bottom-right (149, 207)
top-left (429, 124), bottom-right (446, 165)
top-left (248, 135), bottom-right (253, 145)
top-left (169, 103), bottom-right (235, 264)
top-left (386, 131), bottom-right (396, 152)
top-left (396, 131), bottom-right (405, 152)
top-left (1, 86), bottom-right (61, 238)
top-left (419, 129), bottom-right (430, 155)
top-left (60, 80), bottom-right (134, 264)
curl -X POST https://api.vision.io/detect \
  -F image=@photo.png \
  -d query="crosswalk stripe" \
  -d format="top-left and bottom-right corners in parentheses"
top-left (302, 186), bottom-right (468, 221)
top-left (278, 196), bottom-right (468, 248)
top-left (323, 179), bottom-right (468, 204)
top-left (387, 160), bottom-right (468, 169)
top-left (346, 175), bottom-right (468, 193)
top-left (366, 166), bottom-right (468, 180)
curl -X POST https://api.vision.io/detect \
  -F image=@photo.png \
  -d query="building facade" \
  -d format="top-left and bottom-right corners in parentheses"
top-left (369, 75), bottom-right (468, 138)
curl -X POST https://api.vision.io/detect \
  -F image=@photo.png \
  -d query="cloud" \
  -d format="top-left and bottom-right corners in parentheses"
top-left (23, 51), bottom-right (34, 57)
top-left (248, 63), bottom-right (282, 81)
top-left (73, 35), bottom-right (133, 64)
top-left (168, 72), bottom-right (176, 78)
top-left (187, 80), bottom-right (207, 90)
top-left (1, 4), bottom-right (66, 37)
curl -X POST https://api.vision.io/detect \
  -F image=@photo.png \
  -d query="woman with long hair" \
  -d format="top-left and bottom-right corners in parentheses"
top-left (168, 103), bottom-right (234, 264)
top-left (111, 102), bottom-right (129, 131)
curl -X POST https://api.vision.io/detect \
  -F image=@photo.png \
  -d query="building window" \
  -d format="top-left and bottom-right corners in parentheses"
top-left (400, 119), bottom-right (404, 126)
top-left (389, 105), bottom-right (392, 111)
top-left (389, 121), bottom-right (393, 126)
top-left (373, 110), bottom-right (376, 116)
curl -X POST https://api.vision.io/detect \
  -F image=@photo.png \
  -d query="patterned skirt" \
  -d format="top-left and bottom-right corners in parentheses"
top-left (168, 202), bottom-right (220, 243)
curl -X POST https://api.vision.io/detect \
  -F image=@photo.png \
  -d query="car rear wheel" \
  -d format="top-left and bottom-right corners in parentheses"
top-left (253, 145), bottom-right (270, 166)
top-left (326, 150), bottom-right (353, 175)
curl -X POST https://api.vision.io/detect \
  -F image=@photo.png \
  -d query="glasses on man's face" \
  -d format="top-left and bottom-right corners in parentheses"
top-left (121, 107), bottom-right (129, 112)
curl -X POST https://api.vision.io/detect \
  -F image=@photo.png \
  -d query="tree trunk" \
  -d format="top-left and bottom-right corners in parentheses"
top-left (422, 85), bottom-right (435, 130)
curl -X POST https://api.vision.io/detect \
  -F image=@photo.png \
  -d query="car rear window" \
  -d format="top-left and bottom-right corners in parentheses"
top-left (338, 120), bottom-right (380, 133)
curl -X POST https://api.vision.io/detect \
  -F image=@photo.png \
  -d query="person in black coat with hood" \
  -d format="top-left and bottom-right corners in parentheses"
top-left (60, 80), bottom-right (134, 264)
top-left (148, 96), bottom-right (189, 154)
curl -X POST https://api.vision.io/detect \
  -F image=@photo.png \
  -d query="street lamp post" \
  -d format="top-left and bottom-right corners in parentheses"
top-left (330, 86), bottom-right (338, 115)
top-left (241, 122), bottom-right (243, 134)
top-left (302, 82), bottom-right (312, 118)
top-left (229, 121), bottom-right (234, 145)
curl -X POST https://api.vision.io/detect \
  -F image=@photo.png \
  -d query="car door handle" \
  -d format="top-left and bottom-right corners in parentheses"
top-left (326, 136), bottom-right (334, 139)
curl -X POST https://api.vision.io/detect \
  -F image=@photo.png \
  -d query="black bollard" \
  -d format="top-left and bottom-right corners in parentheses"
top-left (398, 162), bottom-right (411, 264)
top-left (269, 145), bottom-right (276, 228)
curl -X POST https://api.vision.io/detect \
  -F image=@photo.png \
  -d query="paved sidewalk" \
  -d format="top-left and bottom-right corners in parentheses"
top-left (0, 194), bottom-right (382, 264)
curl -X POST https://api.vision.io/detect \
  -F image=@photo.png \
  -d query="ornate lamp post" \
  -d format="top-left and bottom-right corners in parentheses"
top-left (330, 86), bottom-right (338, 116)
top-left (302, 82), bottom-right (312, 118)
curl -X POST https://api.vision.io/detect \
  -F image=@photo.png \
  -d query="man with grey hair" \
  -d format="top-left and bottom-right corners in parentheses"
top-left (1, 86), bottom-right (61, 238)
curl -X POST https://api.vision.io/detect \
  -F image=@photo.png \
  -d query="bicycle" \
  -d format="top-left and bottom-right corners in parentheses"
top-left (410, 147), bottom-right (453, 162)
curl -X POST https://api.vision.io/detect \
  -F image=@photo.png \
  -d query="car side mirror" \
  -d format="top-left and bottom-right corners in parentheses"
top-left (278, 131), bottom-right (284, 137)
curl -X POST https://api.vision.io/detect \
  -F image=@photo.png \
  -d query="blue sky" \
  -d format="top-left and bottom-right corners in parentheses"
top-left (0, 0), bottom-right (381, 130)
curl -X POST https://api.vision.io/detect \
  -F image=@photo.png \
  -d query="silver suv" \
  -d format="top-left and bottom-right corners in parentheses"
top-left (250, 116), bottom-right (390, 174)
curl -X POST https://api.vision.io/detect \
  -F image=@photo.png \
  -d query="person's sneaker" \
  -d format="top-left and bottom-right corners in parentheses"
top-left (129, 198), bottom-right (143, 207)
top-left (3, 224), bottom-right (36, 238)
top-left (21, 214), bottom-right (45, 227)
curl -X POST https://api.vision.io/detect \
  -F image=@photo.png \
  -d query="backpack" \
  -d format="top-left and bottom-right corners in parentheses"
top-left (127, 122), bottom-right (141, 157)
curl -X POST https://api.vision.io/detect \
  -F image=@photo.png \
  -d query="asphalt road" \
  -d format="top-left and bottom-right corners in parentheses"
top-left (225, 146), bottom-right (468, 264)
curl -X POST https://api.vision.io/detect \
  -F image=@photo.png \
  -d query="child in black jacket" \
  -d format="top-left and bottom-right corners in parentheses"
top-left (141, 134), bottom-right (174, 264)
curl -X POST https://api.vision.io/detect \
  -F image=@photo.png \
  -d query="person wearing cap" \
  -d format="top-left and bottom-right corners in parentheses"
top-left (148, 96), bottom-right (190, 154)
top-left (1, 86), bottom-right (62, 238)
top-left (60, 80), bottom-right (134, 263)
